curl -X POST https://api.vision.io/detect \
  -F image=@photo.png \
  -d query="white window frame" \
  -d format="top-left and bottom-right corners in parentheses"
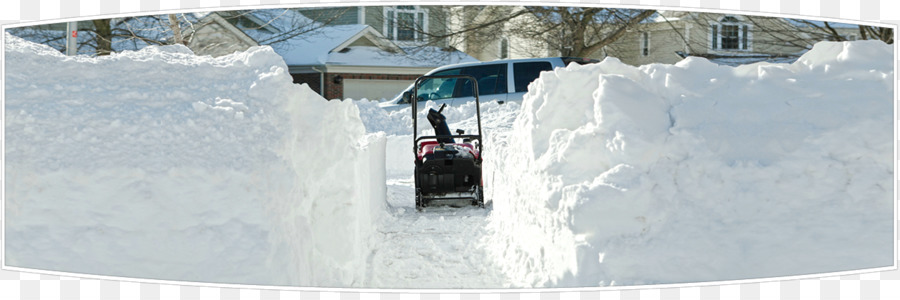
top-left (709, 15), bottom-right (752, 52)
top-left (640, 31), bottom-right (650, 57)
top-left (383, 6), bottom-right (429, 45)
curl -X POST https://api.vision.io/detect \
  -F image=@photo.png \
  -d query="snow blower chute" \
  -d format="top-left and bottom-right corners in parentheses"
top-left (408, 75), bottom-right (485, 210)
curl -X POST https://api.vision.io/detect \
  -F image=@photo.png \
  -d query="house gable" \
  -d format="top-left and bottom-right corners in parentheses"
top-left (333, 27), bottom-right (403, 54)
top-left (188, 13), bottom-right (259, 57)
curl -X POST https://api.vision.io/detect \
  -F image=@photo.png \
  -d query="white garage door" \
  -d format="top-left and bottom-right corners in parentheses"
top-left (343, 79), bottom-right (413, 101)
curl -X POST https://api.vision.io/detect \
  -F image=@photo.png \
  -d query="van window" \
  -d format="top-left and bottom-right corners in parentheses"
top-left (415, 69), bottom-right (462, 101)
top-left (416, 64), bottom-right (507, 100)
top-left (456, 64), bottom-right (507, 97)
top-left (513, 62), bottom-right (553, 93)
top-left (415, 77), bottom-right (457, 101)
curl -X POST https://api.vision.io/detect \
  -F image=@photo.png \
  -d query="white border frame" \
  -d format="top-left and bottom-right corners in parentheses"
top-left (1, 0), bottom-right (898, 299)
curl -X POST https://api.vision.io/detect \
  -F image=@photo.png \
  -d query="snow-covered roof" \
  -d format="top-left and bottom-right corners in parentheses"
top-left (676, 51), bottom-right (802, 66)
top-left (213, 9), bottom-right (478, 68)
top-left (326, 45), bottom-right (478, 67)
top-left (788, 19), bottom-right (860, 29)
top-left (271, 24), bottom-right (374, 65)
top-left (651, 11), bottom-right (687, 23)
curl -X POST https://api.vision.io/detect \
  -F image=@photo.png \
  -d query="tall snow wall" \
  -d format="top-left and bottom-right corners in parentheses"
top-left (3, 33), bottom-right (386, 287)
top-left (484, 40), bottom-right (894, 287)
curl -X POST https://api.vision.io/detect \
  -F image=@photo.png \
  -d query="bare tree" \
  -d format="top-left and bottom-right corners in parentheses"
top-left (360, 6), bottom-right (657, 60)
top-left (369, 6), bottom-right (657, 59)
top-left (212, 8), bottom-right (354, 47)
top-left (512, 7), bottom-right (657, 57)
top-left (8, 15), bottom-right (192, 56)
top-left (168, 14), bottom-right (184, 45)
top-left (6, 8), bottom-right (355, 56)
top-left (789, 19), bottom-right (892, 44)
top-left (682, 13), bottom-right (893, 52)
top-left (91, 19), bottom-right (114, 55)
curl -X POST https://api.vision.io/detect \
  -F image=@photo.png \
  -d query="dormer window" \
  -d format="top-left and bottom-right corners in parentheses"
top-left (710, 15), bottom-right (750, 51)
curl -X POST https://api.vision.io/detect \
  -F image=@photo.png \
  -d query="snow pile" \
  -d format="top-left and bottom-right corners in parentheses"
top-left (484, 40), bottom-right (894, 287)
top-left (3, 33), bottom-right (385, 287)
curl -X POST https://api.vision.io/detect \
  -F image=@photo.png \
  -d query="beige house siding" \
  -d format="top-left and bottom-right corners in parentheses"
top-left (188, 15), bottom-right (257, 57)
top-left (603, 13), bottom-right (861, 66)
top-left (450, 6), bottom-right (552, 61)
top-left (607, 24), bottom-right (694, 65)
top-left (367, 6), bottom-right (450, 48)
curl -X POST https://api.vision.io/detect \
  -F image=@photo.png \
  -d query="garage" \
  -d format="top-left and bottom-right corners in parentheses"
top-left (342, 79), bottom-right (414, 101)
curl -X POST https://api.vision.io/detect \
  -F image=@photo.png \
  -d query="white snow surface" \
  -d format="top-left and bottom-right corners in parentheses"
top-left (3, 33), bottom-right (386, 287)
top-left (481, 40), bottom-right (895, 286)
top-left (357, 40), bottom-right (894, 287)
top-left (3, 32), bottom-right (894, 289)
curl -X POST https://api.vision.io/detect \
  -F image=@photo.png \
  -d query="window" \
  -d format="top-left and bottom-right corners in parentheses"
top-left (710, 15), bottom-right (750, 51)
top-left (513, 62), bottom-right (552, 93)
top-left (640, 32), bottom-right (650, 56)
top-left (416, 64), bottom-right (507, 100)
top-left (385, 6), bottom-right (428, 42)
top-left (721, 25), bottom-right (739, 49)
top-left (415, 69), bottom-right (461, 101)
top-left (499, 37), bottom-right (509, 59)
top-left (461, 64), bottom-right (507, 97)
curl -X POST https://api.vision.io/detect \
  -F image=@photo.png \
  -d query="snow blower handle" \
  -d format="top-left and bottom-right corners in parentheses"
top-left (438, 103), bottom-right (447, 114)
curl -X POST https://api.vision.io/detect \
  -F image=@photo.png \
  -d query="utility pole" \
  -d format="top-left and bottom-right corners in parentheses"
top-left (66, 21), bottom-right (77, 56)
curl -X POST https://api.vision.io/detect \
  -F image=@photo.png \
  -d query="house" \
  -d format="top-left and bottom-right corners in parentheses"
top-left (603, 11), bottom-right (863, 66)
top-left (188, 8), bottom-right (477, 100)
top-left (449, 8), bottom-right (863, 66)
top-left (445, 6), bottom-right (550, 62)
top-left (294, 6), bottom-right (445, 47)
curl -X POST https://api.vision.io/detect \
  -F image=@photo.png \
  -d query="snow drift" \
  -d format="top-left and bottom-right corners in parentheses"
top-left (4, 30), bottom-right (894, 289)
top-left (483, 40), bottom-right (894, 287)
top-left (3, 33), bottom-right (386, 287)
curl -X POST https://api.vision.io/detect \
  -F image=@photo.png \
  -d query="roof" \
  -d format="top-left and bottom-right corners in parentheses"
top-left (208, 9), bottom-right (478, 68)
top-left (326, 46), bottom-right (478, 68)
top-left (787, 19), bottom-right (860, 29)
top-left (272, 24), bottom-right (374, 65)
top-left (676, 51), bottom-right (802, 66)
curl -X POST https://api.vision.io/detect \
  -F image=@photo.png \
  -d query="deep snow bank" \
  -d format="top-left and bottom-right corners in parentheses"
top-left (3, 33), bottom-right (385, 286)
top-left (484, 40), bottom-right (894, 287)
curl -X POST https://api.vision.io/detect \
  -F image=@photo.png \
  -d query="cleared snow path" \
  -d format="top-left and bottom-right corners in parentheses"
top-left (366, 178), bottom-right (505, 288)
top-left (357, 40), bottom-right (894, 287)
top-left (357, 100), bottom-right (522, 288)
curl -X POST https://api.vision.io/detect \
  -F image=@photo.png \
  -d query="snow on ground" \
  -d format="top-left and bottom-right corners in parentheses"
top-left (357, 40), bottom-right (894, 288)
top-left (3, 31), bottom-right (894, 289)
top-left (480, 40), bottom-right (895, 287)
top-left (358, 99), bottom-right (519, 288)
top-left (3, 33), bottom-right (386, 287)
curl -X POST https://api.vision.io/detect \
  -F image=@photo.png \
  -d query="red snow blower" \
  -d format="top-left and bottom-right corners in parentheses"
top-left (406, 75), bottom-right (484, 210)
